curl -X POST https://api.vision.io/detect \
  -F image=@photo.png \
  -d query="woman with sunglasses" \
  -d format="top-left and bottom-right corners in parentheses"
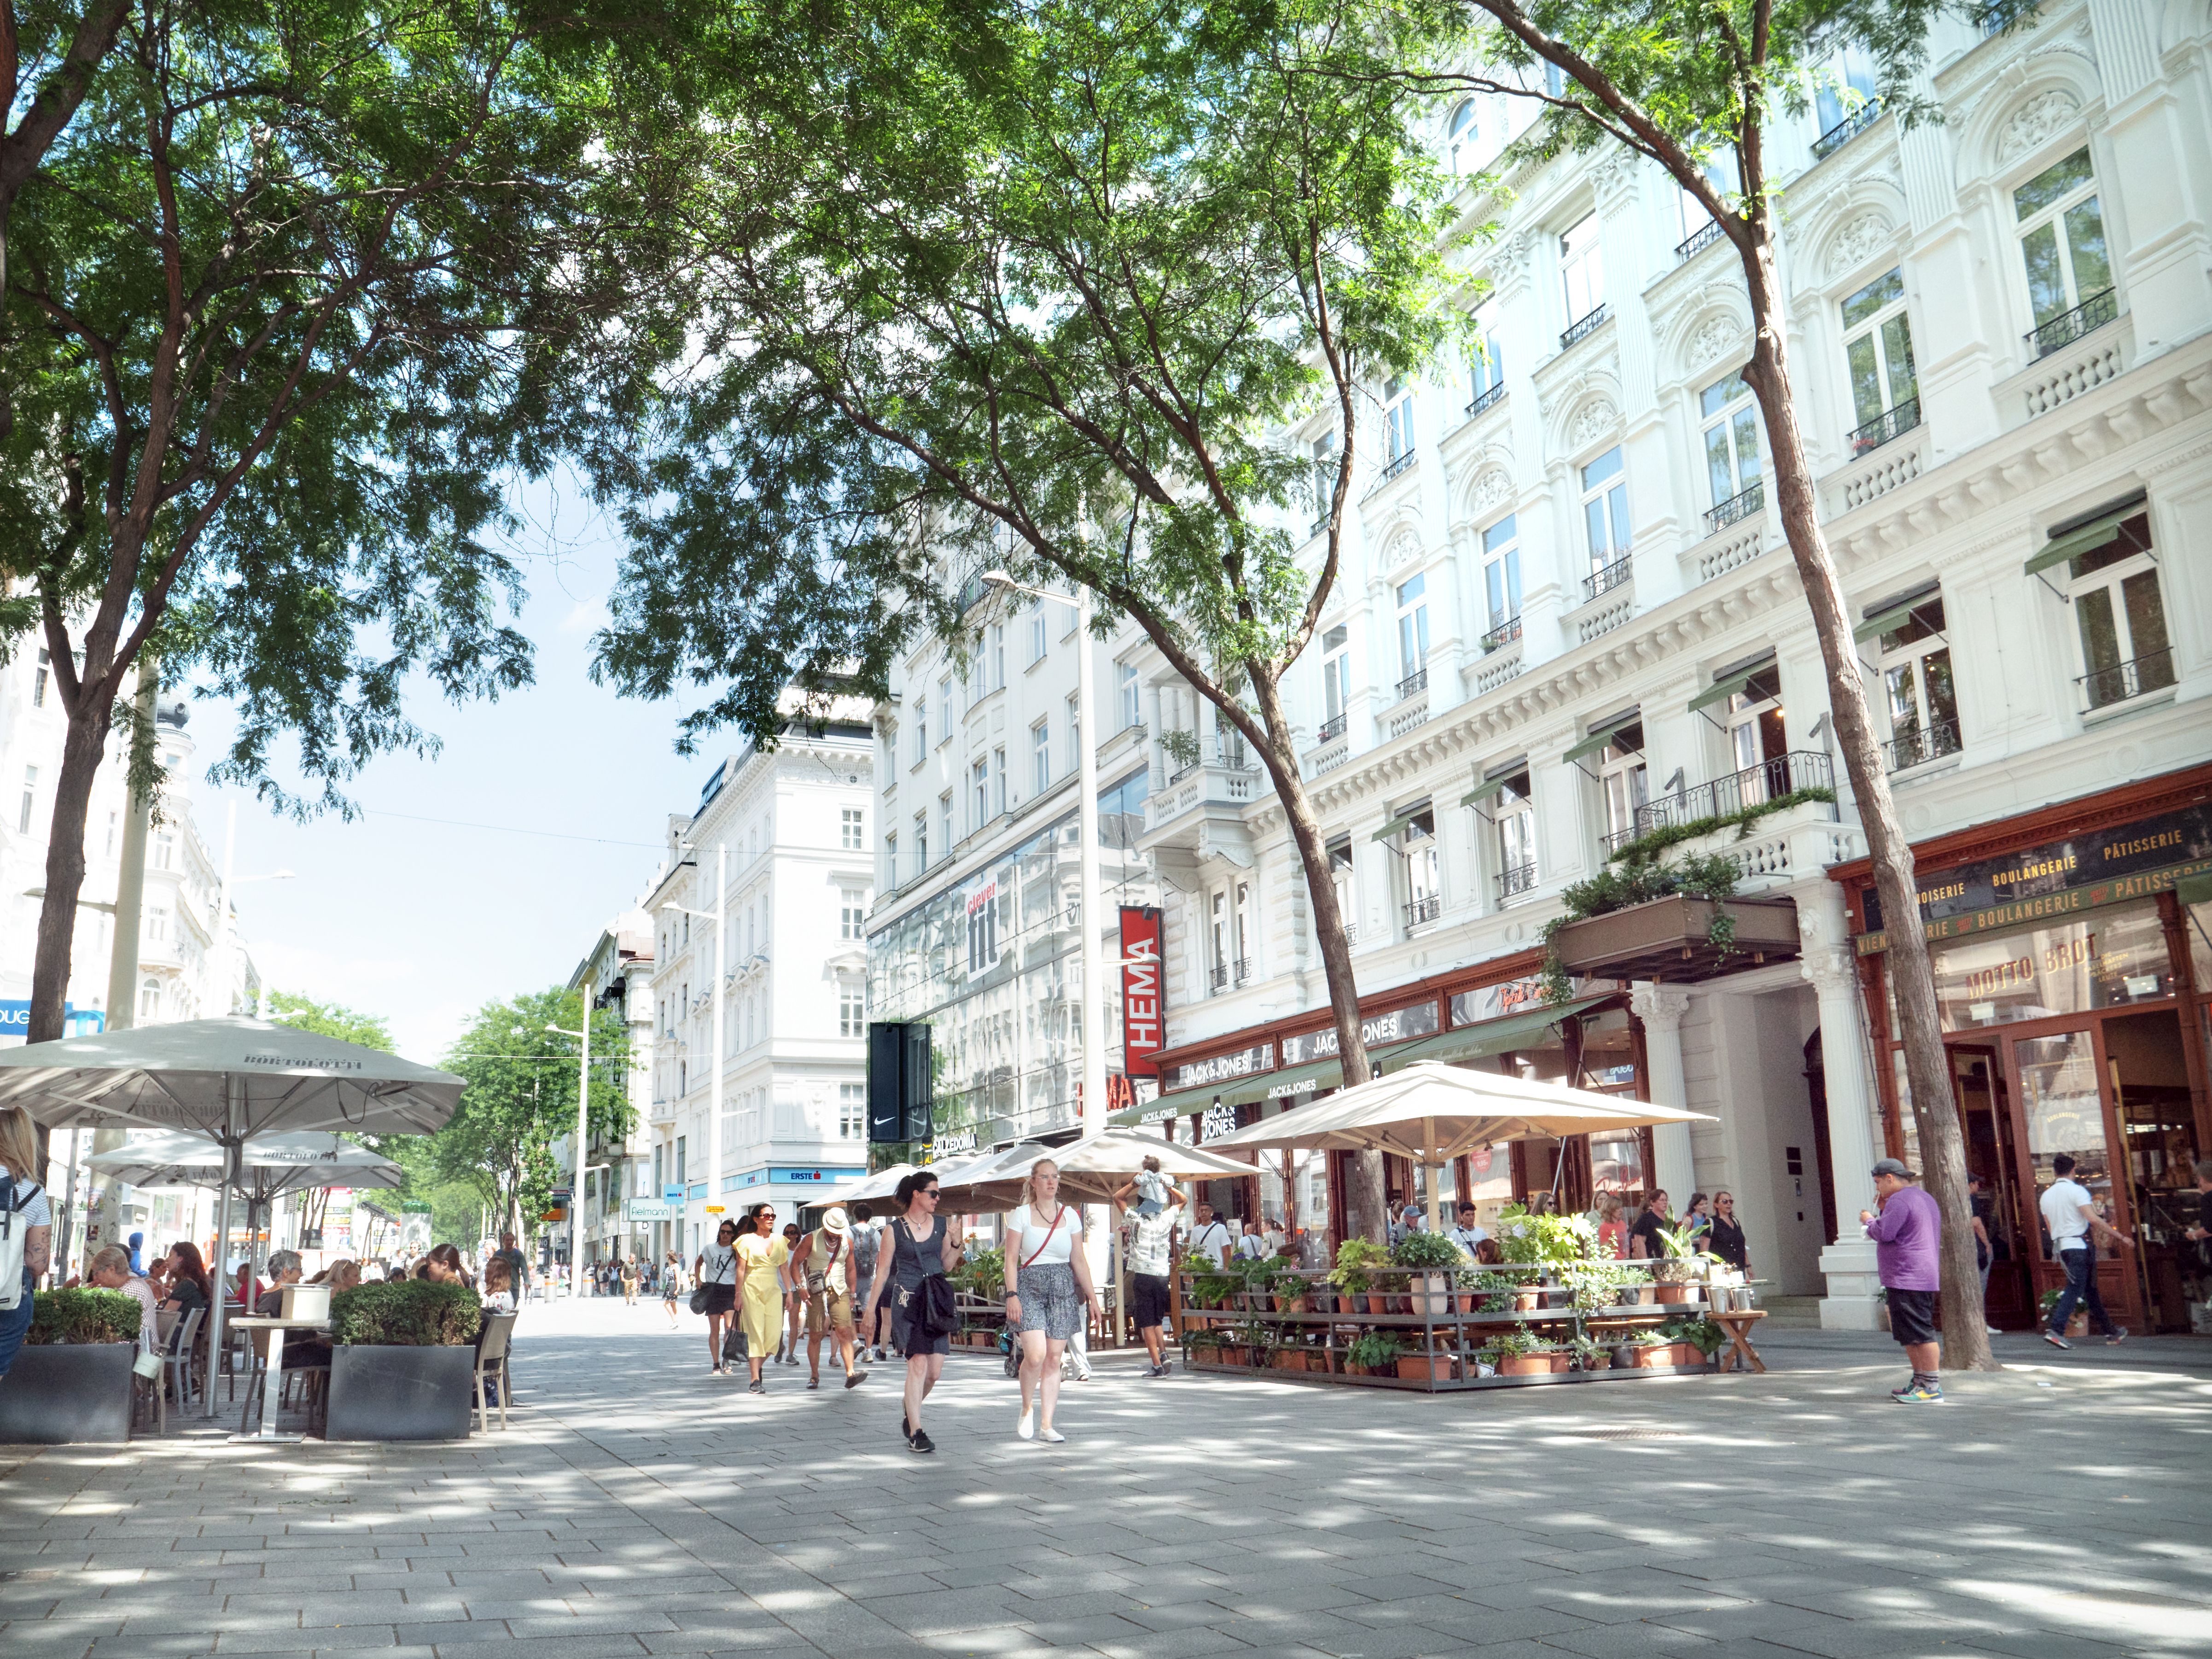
top-left (695, 1217), bottom-right (744, 1374)
top-left (863, 1169), bottom-right (963, 1454)
top-left (1706, 1190), bottom-right (1750, 1278)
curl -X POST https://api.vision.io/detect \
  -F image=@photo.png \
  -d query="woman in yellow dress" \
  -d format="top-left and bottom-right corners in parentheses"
top-left (735, 1203), bottom-right (789, 1393)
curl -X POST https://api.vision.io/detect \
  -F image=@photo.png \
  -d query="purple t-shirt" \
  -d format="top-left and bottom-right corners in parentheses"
top-left (1864, 1185), bottom-right (1942, 1292)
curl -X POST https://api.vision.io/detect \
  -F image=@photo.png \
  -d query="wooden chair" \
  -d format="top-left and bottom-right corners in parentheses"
top-left (475, 1312), bottom-right (518, 1432)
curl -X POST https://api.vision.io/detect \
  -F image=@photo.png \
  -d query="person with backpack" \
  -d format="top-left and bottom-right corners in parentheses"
top-left (1004, 1157), bottom-right (1104, 1445)
top-left (0, 1106), bottom-right (53, 1381)
top-left (792, 1207), bottom-right (868, 1391)
top-left (862, 1169), bottom-right (963, 1455)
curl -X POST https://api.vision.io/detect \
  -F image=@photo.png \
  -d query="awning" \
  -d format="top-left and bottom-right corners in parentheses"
top-left (1461, 774), bottom-right (1514, 809)
top-left (1374, 996), bottom-right (1610, 1071)
top-left (1686, 654), bottom-right (1774, 714)
top-left (1371, 806), bottom-right (1432, 844)
top-left (1854, 586), bottom-right (1942, 642)
top-left (2024, 494), bottom-right (2147, 577)
top-left (2176, 872), bottom-right (2212, 908)
top-left (1562, 712), bottom-right (1641, 766)
top-left (1109, 1058), bottom-right (1317, 1126)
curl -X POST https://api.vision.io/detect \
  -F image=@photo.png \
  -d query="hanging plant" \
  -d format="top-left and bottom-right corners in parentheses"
top-left (1537, 848), bottom-right (1746, 1004)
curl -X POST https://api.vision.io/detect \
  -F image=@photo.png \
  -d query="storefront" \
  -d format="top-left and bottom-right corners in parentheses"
top-left (1116, 953), bottom-right (1644, 1255)
top-left (1838, 764), bottom-right (2212, 1333)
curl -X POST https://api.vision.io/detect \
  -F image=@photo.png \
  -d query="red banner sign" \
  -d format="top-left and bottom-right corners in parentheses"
top-left (1119, 905), bottom-right (1164, 1077)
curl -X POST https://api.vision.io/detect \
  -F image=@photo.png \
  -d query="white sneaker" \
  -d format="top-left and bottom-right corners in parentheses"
top-left (1038, 1426), bottom-right (1065, 1444)
top-left (1017, 1405), bottom-right (1036, 1441)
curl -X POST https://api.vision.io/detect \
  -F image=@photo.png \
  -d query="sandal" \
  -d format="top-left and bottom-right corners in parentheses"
top-left (807, 1376), bottom-right (820, 1390)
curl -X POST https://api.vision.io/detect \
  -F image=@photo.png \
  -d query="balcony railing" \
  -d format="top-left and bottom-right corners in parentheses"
top-left (1676, 220), bottom-right (1726, 261)
top-left (1397, 667), bottom-right (1429, 701)
top-left (1560, 304), bottom-right (1610, 350)
top-left (1465, 381), bottom-right (1506, 419)
top-left (1209, 963), bottom-right (1229, 993)
top-left (1309, 510), bottom-right (1331, 537)
top-left (1316, 712), bottom-right (1347, 744)
top-left (1496, 862), bottom-right (1538, 901)
top-left (1812, 98), bottom-right (1885, 161)
top-left (1380, 448), bottom-right (1416, 482)
top-left (1583, 555), bottom-right (1633, 604)
top-left (1480, 615), bottom-right (1522, 652)
top-left (1848, 396), bottom-right (1921, 457)
top-left (1170, 759), bottom-right (1201, 786)
top-left (2078, 646), bottom-right (2175, 713)
top-left (1704, 481), bottom-right (1765, 535)
top-left (955, 570), bottom-right (992, 613)
top-left (2026, 288), bottom-right (2117, 359)
top-left (1403, 895), bottom-right (1442, 930)
top-left (1884, 718), bottom-right (1962, 774)
top-left (1233, 956), bottom-right (1255, 986)
top-left (1601, 750), bottom-right (1835, 853)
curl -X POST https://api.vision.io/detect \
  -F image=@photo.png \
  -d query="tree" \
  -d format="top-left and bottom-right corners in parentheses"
top-left (264, 989), bottom-right (396, 1054)
top-left (0, 0), bottom-right (667, 1046)
top-left (1380, 0), bottom-right (1991, 1368)
top-left (589, 0), bottom-right (1471, 1240)
top-left (431, 989), bottom-right (634, 1246)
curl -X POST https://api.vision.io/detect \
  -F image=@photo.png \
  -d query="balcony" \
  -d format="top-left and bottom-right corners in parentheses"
top-left (1465, 381), bottom-right (1506, 420)
top-left (1209, 964), bottom-right (1228, 993)
top-left (1496, 862), bottom-right (1538, 901)
top-left (2026, 288), bottom-right (2117, 360)
top-left (1884, 719), bottom-right (1962, 774)
top-left (1140, 744), bottom-right (1267, 867)
top-left (1316, 712), bottom-right (1346, 744)
top-left (1676, 220), bottom-right (1726, 261)
top-left (1560, 305), bottom-right (1609, 351)
top-left (2078, 646), bottom-right (2175, 714)
top-left (1583, 554), bottom-right (1633, 605)
top-left (1233, 956), bottom-right (1255, 986)
top-left (1603, 751), bottom-right (1835, 854)
top-left (1848, 397), bottom-right (1920, 457)
top-left (1812, 99), bottom-right (1885, 162)
top-left (1704, 481), bottom-right (1765, 536)
top-left (1397, 667), bottom-right (1429, 702)
top-left (955, 570), bottom-right (992, 614)
top-left (1479, 614), bottom-right (1522, 652)
top-left (1403, 895), bottom-right (1441, 931)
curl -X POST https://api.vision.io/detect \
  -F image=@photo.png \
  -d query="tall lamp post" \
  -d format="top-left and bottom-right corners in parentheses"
top-left (982, 573), bottom-right (1107, 1132)
top-left (660, 842), bottom-right (728, 1251)
top-left (546, 1014), bottom-right (591, 1296)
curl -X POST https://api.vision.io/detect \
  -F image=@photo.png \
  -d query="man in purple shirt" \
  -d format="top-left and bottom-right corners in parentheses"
top-left (1860, 1158), bottom-right (1944, 1404)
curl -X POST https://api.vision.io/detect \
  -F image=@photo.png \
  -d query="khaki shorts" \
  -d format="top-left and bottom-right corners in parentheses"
top-left (807, 1286), bottom-right (854, 1336)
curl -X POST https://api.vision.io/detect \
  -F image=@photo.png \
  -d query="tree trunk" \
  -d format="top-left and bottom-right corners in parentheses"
top-left (28, 699), bottom-right (117, 1043)
top-left (1736, 238), bottom-right (1995, 1371)
top-left (1243, 666), bottom-right (1388, 1244)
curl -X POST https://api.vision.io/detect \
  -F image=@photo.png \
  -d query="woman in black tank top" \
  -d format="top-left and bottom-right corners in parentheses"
top-left (862, 1170), bottom-right (963, 1454)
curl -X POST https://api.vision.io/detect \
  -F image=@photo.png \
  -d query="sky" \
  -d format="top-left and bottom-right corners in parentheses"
top-left (184, 477), bottom-right (722, 1064)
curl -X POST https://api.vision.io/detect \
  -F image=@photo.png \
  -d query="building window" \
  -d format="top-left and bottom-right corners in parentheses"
top-left (1597, 722), bottom-right (1647, 843)
top-left (140, 977), bottom-right (160, 1019)
top-left (1841, 267), bottom-right (1916, 448)
top-left (841, 807), bottom-right (864, 850)
top-left (911, 702), bottom-right (926, 766)
top-left (675, 1136), bottom-right (686, 1185)
top-left (1320, 625), bottom-right (1350, 738)
top-left (33, 649), bottom-right (48, 708)
top-left (1480, 516), bottom-right (1520, 644)
top-left (914, 810), bottom-right (927, 869)
top-left (1209, 889), bottom-right (1230, 994)
top-left (105, 811), bottom-right (116, 856)
top-left (838, 1082), bottom-right (866, 1139)
top-left (1310, 431), bottom-right (1338, 525)
top-left (1467, 303), bottom-right (1506, 407)
top-left (2015, 146), bottom-right (2112, 347)
top-left (971, 757), bottom-right (990, 832)
top-left (1561, 213), bottom-right (1604, 328)
top-left (838, 982), bottom-right (866, 1038)
top-left (1580, 447), bottom-right (1630, 576)
top-left (1395, 572), bottom-right (1429, 689)
top-left (1382, 377), bottom-right (1415, 468)
top-left (1491, 766), bottom-right (1538, 900)
top-left (2063, 513), bottom-right (2170, 711)
top-left (1032, 719), bottom-right (1051, 795)
top-left (1327, 837), bottom-right (1356, 940)
top-left (937, 794), bottom-right (952, 864)
top-left (1066, 693), bottom-right (1082, 775)
top-left (884, 831), bottom-right (898, 886)
top-left (1725, 660), bottom-right (1788, 798)
top-left (1117, 661), bottom-right (1140, 732)
top-left (1875, 595), bottom-right (1959, 770)
top-left (1396, 807), bottom-right (1440, 931)
top-left (17, 766), bottom-right (35, 835)
top-left (1232, 880), bottom-right (1256, 984)
top-left (1029, 598), bottom-right (1048, 664)
top-left (841, 887), bottom-right (865, 941)
top-left (144, 905), bottom-right (169, 943)
top-left (990, 622), bottom-right (1006, 689)
top-left (991, 746), bottom-right (1007, 816)
top-left (1813, 43), bottom-right (1879, 140)
top-left (937, 676), bottom-right (952, 743)
top-left (1700, 371), bottom-right (1761, 512)
top-left (1446, 98), bottom-right (1479, 177)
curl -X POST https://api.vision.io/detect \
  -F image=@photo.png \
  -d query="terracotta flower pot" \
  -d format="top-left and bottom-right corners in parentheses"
top-left (1581, 1350), bottom-right (1612, 1372)
top-left (1396, 1351), bottom-right (1459, 1383)
top-left (1455, 1292), bottom-right (1478, 1313)
top-left (1656, 1284), bottom-right (1701, 1306)
top-left (1631, 1344), bottom-right (1673, 1368)
top-left (1513, 1288), bottom-right (1543, 1312)
top-left (1547, 1352), bottom-right (1572, 1373)
top-left (1496, 1352), bottom-right (1548, 1377)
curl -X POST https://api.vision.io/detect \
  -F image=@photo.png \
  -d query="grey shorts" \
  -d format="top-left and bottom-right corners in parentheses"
top-left (1016, 1262), bottom-right (1083, 1341)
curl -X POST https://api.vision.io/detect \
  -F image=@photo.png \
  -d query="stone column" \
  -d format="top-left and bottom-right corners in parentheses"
top-left (1629, 985), bottom-right (1695, 1207)
top-left (1801, 885), bottom-right (1883, 1329)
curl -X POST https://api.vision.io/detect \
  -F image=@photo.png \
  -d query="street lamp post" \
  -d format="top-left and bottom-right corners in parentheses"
top-left (660, 842), bottom-right (727, 1254)
top-left (212, 801), bottom-right (294, 1015)
top-left (546, 1015), bottom-right (590, 1296)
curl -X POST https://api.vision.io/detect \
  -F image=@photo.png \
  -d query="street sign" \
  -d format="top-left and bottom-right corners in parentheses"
top-left (662, 1183), bottom-right (684, 1204)
top-left (543, 1207), bottom-right (567, 1223)
top-left (703, 1204), bottom-right (726, 1215)
top-left (550, 1186), bottom-right (572, 1200)
top-left (623, 1199), bottom-right (675, 1222)
top-left (399, 1200), bottom-right (433, 1214)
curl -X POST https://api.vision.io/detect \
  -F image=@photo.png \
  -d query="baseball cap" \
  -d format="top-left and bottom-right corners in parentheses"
top-left (1870, 1158), bottom-right (1913, 1180)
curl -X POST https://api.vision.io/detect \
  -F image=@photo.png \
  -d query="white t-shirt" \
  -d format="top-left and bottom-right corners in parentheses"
top-left (0, 1164), bottom-right (50, 1226)
top-left (699, 1241), bottom-right (738, 1285)
top-left (1007, 1204), bottom-right (1079, 1268)
top-left (1188, 1219), bottom-right (1234, 1265)
top-left (1129, 1206), bottom-right (1181, 1278)
top-left (1445, 1224), bottom-right (1488, 1258)
top-left (2040, 1177), bottom-right (2095, 1253)
top-left (1233, 1231), bottom-right (1268, 1260)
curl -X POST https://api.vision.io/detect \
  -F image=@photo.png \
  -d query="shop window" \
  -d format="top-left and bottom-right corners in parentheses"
top-left (2065, 517), bottom-right (2171, 711)
top-left (2014, 146), bottom-right (2113, 355)
top-left (1395, 573), bottom-right (1429, 695)
top-left (2015, 1030), bottom-right (2114, 1250)
top-left (1725, 661), bottom-right (1788, 797)
top-left (1561, 213), bottom-right (1605, 331)
top-left (1598, 722), bottom-right (1647, 844)
top-left (1319, 625), bottom-right (1350, 741)
top-left (1580, 446), bottom-right (1630, 581)
top-left (1395, 805), bottom-right (1440, 932)
top-left (1929, 909), bottom-right (2173, 1033)
top-left (1841, 268), bottom-right (1917, 452)
top-left (1700, 370), bottom-right (1762, 524)
top-left (1480, 516), bottom-right (1521, 647)
top-left (1874, 595), bottom-right (1958, 772)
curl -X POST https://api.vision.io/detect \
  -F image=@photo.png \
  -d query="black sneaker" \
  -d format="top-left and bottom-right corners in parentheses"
top-left (901, 1413), bottom-right (912, 1443)
top-left (908, 1428), bottom-right (936, 1454)
top-left (845, 1369), bottom-right (869, 1389)
top-left (2105, 1327), bottom-right (2128, 1346)
top-left (2043, 1330), bottom-right (2071, 1350)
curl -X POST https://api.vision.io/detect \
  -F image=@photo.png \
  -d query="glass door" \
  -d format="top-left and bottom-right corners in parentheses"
top-left (2005, 1026), bottom-right (2144, 1330)
top-left (1951, 1046), bottom-right (2031, 1328)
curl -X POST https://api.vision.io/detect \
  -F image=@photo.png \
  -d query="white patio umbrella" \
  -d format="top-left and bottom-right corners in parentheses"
top-left (820, 1147), bottom-right (1010, 1211)
top-left (0, 1018), bottom-right (462, 1415)
top-left (927, 1128), bottom-right (1268, 1210)
top-left (1201, 1060), bottom-right (1714, 1233)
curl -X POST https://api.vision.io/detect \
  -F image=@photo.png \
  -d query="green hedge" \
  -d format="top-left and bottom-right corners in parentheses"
top-left (26, 1287), bottom-right (142, 1345)
top-left (329, 1279), bottom-right (482, 1346)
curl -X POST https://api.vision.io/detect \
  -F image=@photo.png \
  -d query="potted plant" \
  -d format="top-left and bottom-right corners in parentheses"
top-left (2036, 1287), bottom-right (2089, 1339)
top-left (1572, 1335), bottom-right (1611, 1373)
top-left (1184, 1329), bottom-right (1228, 1367)
top-left (1392, 1229), bottom-right (1465, 1319)
top-left (1395, 1339), bottom-right (1461, 1384)
top-left (0, 1289), bottom-right (141, 1444)
top-left (1664, 1316), bottom-right (1726, 1368)
top-left (325, 1279), bottom-right (483, 1441)
top-left (1327, 1237), bottom-right (1389, 1315)
top-left (1651, 1223), bottom-right (1705, 1305)
top-left (1345, 1332), bottom-right (1403, 1378)
top-left (1484, 1323), bottom-right (1552, 1378)
top-left (1628, 1328), bottom-right (1686, 1368)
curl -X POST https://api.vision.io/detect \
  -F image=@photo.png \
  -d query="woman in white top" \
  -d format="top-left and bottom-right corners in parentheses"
top-left (0, 1106), bottom-right (53, 1382)
top-left (1002, 1158), bottom-right (1103, 1444)
top-left (693, 1218), bottom-right (742, 1375)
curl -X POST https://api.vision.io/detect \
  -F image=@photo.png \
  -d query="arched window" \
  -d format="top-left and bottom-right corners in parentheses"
top-left (1448, 100), bottom-right (1479, 176)
top-left (139, 977), bottom-right (161, 1020)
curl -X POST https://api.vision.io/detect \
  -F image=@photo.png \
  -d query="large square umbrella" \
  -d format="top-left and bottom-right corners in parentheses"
top-left (926, 1128), bottom-right (1268, 1210)
top-left (0, 1018), bottom-right (462, 1414)
top-left (1201, 1060), bottom-right (1714, 1233)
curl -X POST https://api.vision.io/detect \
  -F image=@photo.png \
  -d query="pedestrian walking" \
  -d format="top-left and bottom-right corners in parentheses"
top-left (775, 1222), bottom-right (805, 1365)
top-left (1859, 1158), bottom-right (1944, 1403)
top-left (1706, 1192), bottom-right (1750, 1275)
top-left (1187, 1202), bottom-right (1234, 1269)
top-left (737, 1206), bottom-right (790, 1393)
top-left (862, 1169), bottom-right (963, 1455)
top-left (2039, 1153), bottom-right (2132, 1349)
top-left (2184, 1160), bottom-right (2212, 1294)
top-left (1968, 1175), bottom-right (1995, 1299)
top-left (621, 1257), bottom-right (640, 1305)
top-left (793, 1206), bottom-right (869, 1390)
top-left (1112, 1171), bottom-right (1184, 1377)
top-left (0, 1106), bottom-right (51, 1383)
top-left (1684, 1193), bottom-right (1713, 1245)
top-left (694, 1219), bottom-right (741, 1375)
top-left (661, 1252), bottom-right (684, 1327)
top-left (848, 1203), bottom-right (884, 1361)
top-left (1233, 1218), bottom-right (1269, 1261)
top-left (492, 1233), bottom-right (529, 1304)
top-left (1004, 1158), bottom-right (1104, 1444)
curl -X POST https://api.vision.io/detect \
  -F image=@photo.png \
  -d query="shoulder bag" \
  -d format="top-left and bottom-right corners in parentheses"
top-left (891, 1219), bottom-right (961, 1341)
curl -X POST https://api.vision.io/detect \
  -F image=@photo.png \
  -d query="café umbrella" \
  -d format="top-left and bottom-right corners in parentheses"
top-left (0, 1018), bottom-right (462, 1414)
top-left (926, 1128), bottom-right (1268, 1209)
top-left (1201, 1060), bottom-right (1715, 1233)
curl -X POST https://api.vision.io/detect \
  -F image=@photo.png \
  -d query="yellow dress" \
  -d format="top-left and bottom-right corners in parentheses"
top-left (737, 1234), bottom-right (789, 1353)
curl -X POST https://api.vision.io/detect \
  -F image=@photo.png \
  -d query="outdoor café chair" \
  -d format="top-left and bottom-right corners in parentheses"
top-left (475, 1311), bottom-right (518, 1432)
top-left (156, 1307), bottom-right (202, 1433)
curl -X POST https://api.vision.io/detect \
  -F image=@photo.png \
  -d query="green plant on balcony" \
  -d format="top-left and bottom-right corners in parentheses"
top-left (1160, 728), bottom-right (1201, 770)
top-left (1602, 786), bottom-right (1837, 868)
top-left (1346, 1332), bottom-right (1405, 1373)
top-left (1327, 1236), bottom-right (1390, 1297)
top-left (1391, 1229), bottom-right (1468, 1270)
top-left (1537, 849), bottom-right (1745, 1004)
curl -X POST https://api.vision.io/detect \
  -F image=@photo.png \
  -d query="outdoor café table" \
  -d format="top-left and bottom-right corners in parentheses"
top-left (227, 1316), bottom-right (332, 1442)
top-left (1706, 1307), bottom-right (1768, 1374)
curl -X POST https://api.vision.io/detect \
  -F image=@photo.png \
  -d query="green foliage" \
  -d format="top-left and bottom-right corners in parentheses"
top-left (1327, 1236), bottom-right (1391, 1295)
top-left (955, 1246), bottom-right (1006, 1302)
top-left (1491, 1204), bottom-right (1599, 1267)
top-left (1160, 729), bottom-right (1203, 770)
top-left (1660, 1316), bottom-right (1726, 1357)
top-left (1481, 1322), bottom-right (1541, 1360)
top-left (26, 1288), bottom-right (141, 1345)
top-left (1653, 1221), bottom-right (1705, 1263)
top-left (1390, 1228), bottom-right (1468, 1269)
top-left (329, 1279), bottom-right (483, 1347)
top-left (1602, 789), bottom-right (1837, 867)
top-left (1538, 849), bottom-right (1744, 1004)
top-left (265, 993), bottom-right (396, 1053)
top-left (1559, 1257), bottom-right (1643, 1315)
top-left (1347, 1331), bottom-right (1406, 1370)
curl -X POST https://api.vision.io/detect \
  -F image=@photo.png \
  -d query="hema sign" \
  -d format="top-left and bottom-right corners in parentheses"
top-left (1118, 906), bottom-right (1163, 1077)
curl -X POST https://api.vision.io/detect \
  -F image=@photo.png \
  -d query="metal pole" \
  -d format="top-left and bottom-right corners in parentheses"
top-left (205, 1080), bottom-right (238, 1417)
top-left (711, 844), bottom-right (726, 1230)
top-left (1075, 585), bottom-right (1106, 1132)
top-left (570, 995), bottom-right (590, 1297)
top-left (105, 663), bottom-right (158, 1031)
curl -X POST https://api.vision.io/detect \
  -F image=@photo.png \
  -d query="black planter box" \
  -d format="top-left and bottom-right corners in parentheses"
top-left (0, 1342), bottom-right (135, 1444)
top-left (325, 1344), bottom-right (476, 1441)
